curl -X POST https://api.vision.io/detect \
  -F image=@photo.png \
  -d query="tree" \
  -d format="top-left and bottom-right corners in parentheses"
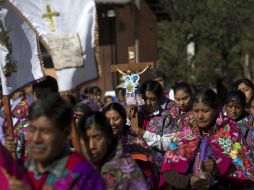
top-left (157, 0), bottom-right (254, 87)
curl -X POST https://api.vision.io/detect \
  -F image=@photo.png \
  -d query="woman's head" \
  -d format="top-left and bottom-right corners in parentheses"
top-left (104, 102), bottom-right (126, 137)
top-left (78, 112), bottom-right (113, 164)
top-left (192, 88), bottom-right (221, 129)
top-left (173, 82), bottom-right (193, 112)
top-left (225, 90), bottom-right (246, 120)
top-left (140, 80), bottom-right (163, 113)
top-left (233, 78), bottom-right (254, 105)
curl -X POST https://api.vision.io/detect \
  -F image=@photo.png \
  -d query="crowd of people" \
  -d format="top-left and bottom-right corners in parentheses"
top-left (0, 70), bottom-right (254, 190)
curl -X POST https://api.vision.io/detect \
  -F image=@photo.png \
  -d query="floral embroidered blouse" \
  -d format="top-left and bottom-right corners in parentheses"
top-left (161, 117), bottom-right (254, 187)
top-left (101, 139), bottom-right (148, 190)
top-left (11, 97), bottom-right (29, 159)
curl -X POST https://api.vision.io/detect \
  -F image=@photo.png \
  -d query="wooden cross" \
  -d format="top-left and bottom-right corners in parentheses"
top-left (111, 46), bottom-right (154, 129)
top-left (42, 4), bottom-right (60, 32)
top-left (111, 46), bottom-right (154, 74)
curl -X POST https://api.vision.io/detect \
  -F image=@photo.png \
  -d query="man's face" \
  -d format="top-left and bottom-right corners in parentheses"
top-left (28, 116), bottom-right (68, 165)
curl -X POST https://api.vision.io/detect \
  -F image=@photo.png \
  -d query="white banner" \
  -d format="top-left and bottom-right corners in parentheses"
top-left (6, 0), bottom-right (98, 92)
top-left (0, 6), bottom-right (44, 95)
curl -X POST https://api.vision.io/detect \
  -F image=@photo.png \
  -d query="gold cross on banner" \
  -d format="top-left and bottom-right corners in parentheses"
top-left (42, 4), bottom-right (60, 32)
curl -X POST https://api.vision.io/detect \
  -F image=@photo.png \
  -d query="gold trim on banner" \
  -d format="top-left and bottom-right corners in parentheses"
top-left (95, 13), bottom-right (101, 77)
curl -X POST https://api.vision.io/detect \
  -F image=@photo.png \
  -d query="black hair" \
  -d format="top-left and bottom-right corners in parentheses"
top-left (140, 80), bottom-right (163, 99)
top-left (150, 68), bottom-right (166, 80)
top-left (232, 78), bottom-right (254, 92)
top-left (74, 103), bottom-right (92, 115)
top-left (193, 88), bottom-right (221, 110)
top-left (225, 90), bottom-right (246, 108)
top-left (89, 86), bottom-right (102, 95)
top-left (29, 94), bottom-right (72, 133)
top-left (115, 87), bottom-right (126, 97)
top-left (33, 76), bottom-right (58, 99)
top-left (78, 112), bottom-right (113, 139)
top-left (173, 81), bottom-right (194, 97)
top-left (83, 87), bottom-right (90, 95)
top-left (103, 102), bottom-right (127, 124)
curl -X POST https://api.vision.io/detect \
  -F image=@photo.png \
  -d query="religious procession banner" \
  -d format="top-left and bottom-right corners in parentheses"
top-left (0, 5), bottom-right (44, 95)
top-left (6, 0), bottom-right (98, 92)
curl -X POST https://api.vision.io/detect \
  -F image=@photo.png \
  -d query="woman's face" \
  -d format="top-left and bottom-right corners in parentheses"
top-left (192, 102), bottom-right (217, 129)
top-left (174, 89), bottom-right (192, 112)
top-left (85, 127), bottom-right (110, 164)
top-left (105, 110), bottom-right (123, 137)
top-left (143, 91), bottom-right (160, 113)
top-left (238, 83), bottom-right (253, 104)
top-left (225, 101), bottom-right (243, 120)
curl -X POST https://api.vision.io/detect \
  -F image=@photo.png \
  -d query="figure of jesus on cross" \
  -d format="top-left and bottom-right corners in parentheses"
top-left (111, 46), bottom-right (154, 128)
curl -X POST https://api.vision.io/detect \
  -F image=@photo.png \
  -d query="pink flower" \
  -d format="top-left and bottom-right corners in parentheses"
top-left (183, 127), bottom-right (193, 135)
top-left (172, 155), bottom-right (179, 162)
top-left (165, 151), bottom-right (174, 159)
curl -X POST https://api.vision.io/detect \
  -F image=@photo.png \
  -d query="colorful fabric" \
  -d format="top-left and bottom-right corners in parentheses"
top-left (11, 97), bottom-right (29, 159)
top-left (160, 97), bottom-right (179, 120)
top-left (222, 107), bottom-right (252, 137)
top-left (0, 143), bottom-right (31, 190)
top-left (126, 107), bottom-right (176, 189)
top-left (78, 97), bottom-right (103, 112)
top-left (101, 139), bottom-right (148, 190)
top-left (26, 152), bottom-right (105, 190)
top-left (161, 117), bottom-right (254, 187)
top-left (128, 107), bottom-right (177, 169)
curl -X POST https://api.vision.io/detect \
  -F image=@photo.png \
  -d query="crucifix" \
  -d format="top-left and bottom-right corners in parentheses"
top-left (42, 4), bottom-right (60, 32)
top-left (111, 46), bottom-right (154, 129)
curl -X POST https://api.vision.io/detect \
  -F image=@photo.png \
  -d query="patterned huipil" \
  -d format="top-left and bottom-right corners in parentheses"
top-left (160, 116), bottom-right (254, 188)
top-left (222, 106), bottom-right (252, 137)
top-left (101, 139), bottom-right (148, 190)
top-left (26, 151), bottom-right (106, 190)
top-left (11, 97), bottom-right (29, 159)
top-left (126, 106), bottom-right (177, 189)
top-left (160, 96), bottom-right (178, 120)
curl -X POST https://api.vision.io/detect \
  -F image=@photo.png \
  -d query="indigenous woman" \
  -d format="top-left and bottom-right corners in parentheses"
top-left (173, 82), bottom-right (194, 124)
top-left (79, 112), bottom-right (147, 190)
top-left (161, 88), bottom-right (254, 190)
top-left (224, 90), bottom-right (252, 137)
top-left (233, 78), bottom-right (254, 110)
top-left (127, 80), bottom-right (176, 189)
